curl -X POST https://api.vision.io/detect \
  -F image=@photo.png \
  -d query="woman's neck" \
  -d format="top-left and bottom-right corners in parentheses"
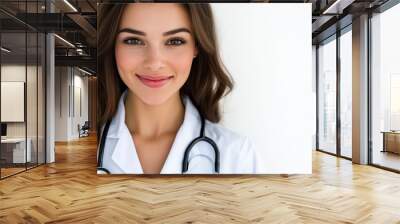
top-left (124, 91), bottom-right (185, 139)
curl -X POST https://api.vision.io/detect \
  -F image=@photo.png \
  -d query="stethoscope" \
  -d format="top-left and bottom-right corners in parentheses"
top-left (97, 108), bottom-right (220, 174)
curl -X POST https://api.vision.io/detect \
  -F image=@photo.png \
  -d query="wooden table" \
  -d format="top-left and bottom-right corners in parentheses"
top-left (381, 131), bottom-right (400, 154)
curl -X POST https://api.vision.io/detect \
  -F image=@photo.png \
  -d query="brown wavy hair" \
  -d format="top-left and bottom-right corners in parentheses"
top-left (97, 3), bottom-right (233, 134)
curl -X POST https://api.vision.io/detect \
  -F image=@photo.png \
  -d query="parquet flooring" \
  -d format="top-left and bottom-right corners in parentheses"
top-left (1, 167), bottom-right (26, 178)
top-left (1, 135), bottom-right (400, 223)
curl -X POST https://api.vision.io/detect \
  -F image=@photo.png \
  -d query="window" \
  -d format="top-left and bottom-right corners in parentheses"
top-left (371, 2), bottom-right (400, 171)
top-left (0, 0), bottom-right (46, 179)
top-left (340, 28), bottom-right (352, 158)
top-left (318, 36), bottom-right (337, 155)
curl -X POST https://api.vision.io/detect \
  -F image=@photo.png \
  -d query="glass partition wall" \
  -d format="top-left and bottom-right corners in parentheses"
top-left (316, 27), bottom-right (353, 160)
top-left (339, 28), bottom-right (352, 159)
top-left (317, 35), bottom-right (337, 155)
top-left (0, 0), bottom-right (46, 179)
top-left (316, 1), bottom-right (400, 173)
top-left (370, 3), bottom-right (400, 172)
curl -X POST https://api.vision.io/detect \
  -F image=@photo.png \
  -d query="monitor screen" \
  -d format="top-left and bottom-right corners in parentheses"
top-left (1, 123), bottom-right (7, 137)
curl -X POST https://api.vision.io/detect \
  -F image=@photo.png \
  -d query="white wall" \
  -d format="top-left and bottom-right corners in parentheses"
top-left (72, 72), bottom-right (89, 138)
top-left (1, 65), bottom-right (38, 137)
top-left (211, 4), bottom-right (313, 173)
top-left (1, 64), bottom-right (25, 124)
top-left (54, 67), bottom-right (89, 141)
top-left (1, 63), bottom-right (46, 164)
top-left (1, 65), bottom-right (26, 139)
top-left (1, 82), bottom-right (24, 123)
top-left (55, 66), bottom-right (69, 141)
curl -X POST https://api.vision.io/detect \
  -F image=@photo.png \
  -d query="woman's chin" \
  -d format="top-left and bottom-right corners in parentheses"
top-left (137, 94), bottom-right (172, 107)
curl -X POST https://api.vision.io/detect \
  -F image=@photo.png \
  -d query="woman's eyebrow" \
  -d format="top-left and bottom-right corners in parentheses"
top-left (118, 28), bottom-right (145, 36)
top-left (163, 28), bottom-right (191, 36)
top-left (117, 27), bottom-right (191, 36)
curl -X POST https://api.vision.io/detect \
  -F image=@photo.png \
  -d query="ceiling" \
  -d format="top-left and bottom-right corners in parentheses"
top-left (0, 0), bottom-right (97, 74)
top-left (310, 0), bottom-right (392, 44)
top-left (0, 0), bottom-right (396, 75)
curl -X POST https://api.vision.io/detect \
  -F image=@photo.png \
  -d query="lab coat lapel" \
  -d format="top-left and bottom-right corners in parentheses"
top-left (108, 91), bottom-right (143, 174)
top-left (160, 96), bottom-right (201, 174)
top-left (110, 128), bottom-right (143, 174)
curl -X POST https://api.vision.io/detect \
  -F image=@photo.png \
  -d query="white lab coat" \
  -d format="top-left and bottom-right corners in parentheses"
top-left (98, 91), bottom-right (261, 174)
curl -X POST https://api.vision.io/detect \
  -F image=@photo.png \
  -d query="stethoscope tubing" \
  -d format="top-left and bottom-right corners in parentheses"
top-left (97, 106), bottom-right (220, 174)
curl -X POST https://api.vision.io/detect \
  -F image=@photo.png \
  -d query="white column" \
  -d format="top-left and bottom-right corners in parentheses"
top-left (352, 14), bottom-right (369, 164)
top-left (46, 1), bottom-right (56, 163)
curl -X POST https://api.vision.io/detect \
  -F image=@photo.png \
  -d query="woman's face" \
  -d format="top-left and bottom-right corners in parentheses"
top-left (115, 3), bottom-right (198, 106)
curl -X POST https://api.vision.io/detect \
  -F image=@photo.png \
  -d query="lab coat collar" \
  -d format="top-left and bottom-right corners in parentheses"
top-left (160, 95), bottom-right (200, 174)
top-left (107, 90), bottom-right (201, 174)
top-left (107, 91), bottom-right (143, 173)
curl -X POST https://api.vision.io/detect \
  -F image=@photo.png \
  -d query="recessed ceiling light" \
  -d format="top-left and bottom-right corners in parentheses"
top-left (77, 67), bottom-right (93, 76)
top-left (63, 0), bottom-right (78, 12)
top-left (54, 34), bottom-right (75, 48)
top-left (1, 47), bottom-right (11, 53)
top-left (322, 0), bottom-right (354, 15)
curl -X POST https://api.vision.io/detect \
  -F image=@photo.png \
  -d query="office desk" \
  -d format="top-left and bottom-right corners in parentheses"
top-left (1, 138), bottom-right (31, 163)
top-left (381, 131), bottom-right (400, 154)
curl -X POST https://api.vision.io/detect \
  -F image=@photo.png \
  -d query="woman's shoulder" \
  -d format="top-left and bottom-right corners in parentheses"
top-left (204, 121), bottom-right (246, 144)
top-left (204, 121), bottom-right (260, 173)
top-left (204, 120), bottom-right (254, 155)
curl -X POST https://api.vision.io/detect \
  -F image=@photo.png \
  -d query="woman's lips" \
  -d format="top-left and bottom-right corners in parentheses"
top-left (136, 74), bottom-right (173, 88)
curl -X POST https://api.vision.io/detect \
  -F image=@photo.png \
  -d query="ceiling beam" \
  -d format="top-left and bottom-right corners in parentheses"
top-left (322, 0), bottom-right (356, 14)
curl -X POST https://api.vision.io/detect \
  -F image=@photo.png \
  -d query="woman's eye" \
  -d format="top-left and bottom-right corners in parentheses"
top-left (166, 38), bottom-right (186, 46)
top-left (123, 38), bottom-right (143, 45)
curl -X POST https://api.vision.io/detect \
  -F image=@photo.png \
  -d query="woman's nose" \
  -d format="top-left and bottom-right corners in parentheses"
top-left (143, 46), bottom-right (166, 71)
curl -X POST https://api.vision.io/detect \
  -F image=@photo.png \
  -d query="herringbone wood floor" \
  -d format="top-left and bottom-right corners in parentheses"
top-left (1, 135), bottom-right (400, 223)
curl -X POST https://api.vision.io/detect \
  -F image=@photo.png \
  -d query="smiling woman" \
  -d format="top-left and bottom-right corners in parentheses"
top-left (114, 4), bottom-right (198, 107)
top-left (97, 3), bottom-right (261, 175)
